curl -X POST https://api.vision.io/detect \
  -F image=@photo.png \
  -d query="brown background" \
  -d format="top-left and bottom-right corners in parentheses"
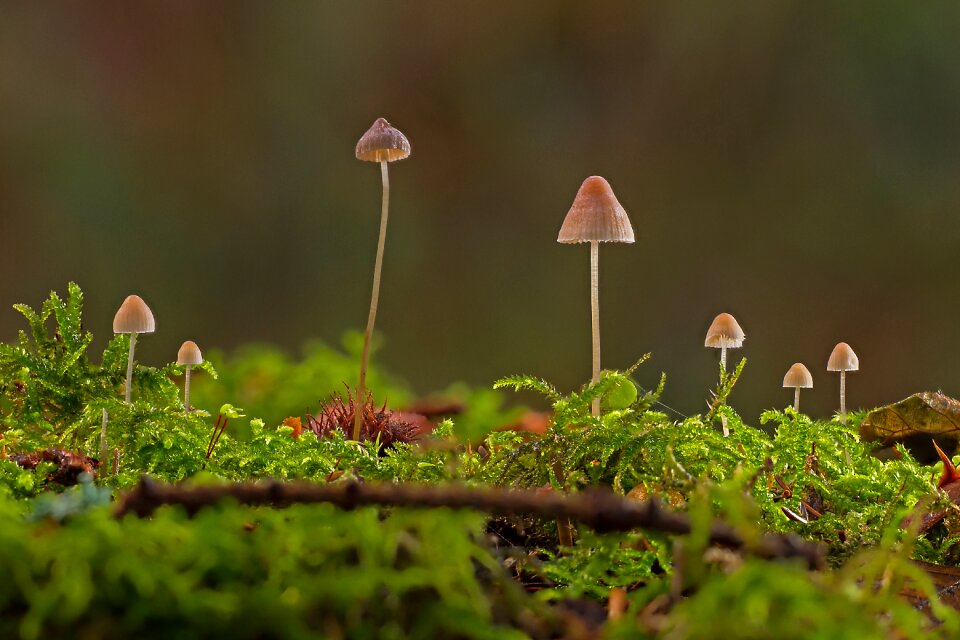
top-left (1, 2), bottom-right (959, 420)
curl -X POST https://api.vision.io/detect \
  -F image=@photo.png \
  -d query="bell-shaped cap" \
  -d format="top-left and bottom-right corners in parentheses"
top-left (557, 176), bottom-right (635, 244)
top-left (783, 363), bottom-right (813, 389)
top-left (177, 340), bottom-right (202, 366)
top-left (355, 117), bottom-right (411, 162)
top-left (704, 312), bottom-right (745, 349)
top-left (113, 295), bottom-right (155, 334)
top-left (827, 342), bottom-right (859, 372)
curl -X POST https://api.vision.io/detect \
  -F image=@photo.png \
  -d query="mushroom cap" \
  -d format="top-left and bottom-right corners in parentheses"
top-left (783, 362), bottom-right (813, 389)
top-left (355, 117), bottom-right (411, 162)
top-left (704, 312), bottom-right (745, 349)
top-left (113, 295), bottom-right (155, 334)
top-left (177, 340), bottom-right (203, 366)
top-left (557, 176), bottom-right (635, 244)
top-left (827, 342), bottom-right (859, 372)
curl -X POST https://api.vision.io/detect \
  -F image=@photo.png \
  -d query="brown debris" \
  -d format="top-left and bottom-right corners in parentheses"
top-left (11, 448), bottom-right (99, 486)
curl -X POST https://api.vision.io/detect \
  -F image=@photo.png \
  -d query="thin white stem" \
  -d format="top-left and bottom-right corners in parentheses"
top-left (590, 241), bottom-right (600, 417)
top-left (355, 160), bottom-right (390, 440)
top-left (184, 365), bottom-right (192, 413)
top-left (794, 387), bottom-right (800, 412)
top-left (100, 409), bottom-right (108, 479)
top-left (720, 345), bottom-right (729, 436)
top-left (840, 370), bottom-right (846, 421)
top-left (125, 332), bottom-right (137, 403)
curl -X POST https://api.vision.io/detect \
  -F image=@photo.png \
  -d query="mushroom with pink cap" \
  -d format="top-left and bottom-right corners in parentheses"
top-left (557, 176), bottom-right (635, 416)
top-left (783, 363), bottom-right (813, 412)
top-left (113, 295), bottom-right (156, 403)
top-left (827, 342), bottom-right (859, 420)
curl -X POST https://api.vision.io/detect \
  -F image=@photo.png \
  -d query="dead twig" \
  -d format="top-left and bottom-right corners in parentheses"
top-left (115, 478), bottom-right (825, 569)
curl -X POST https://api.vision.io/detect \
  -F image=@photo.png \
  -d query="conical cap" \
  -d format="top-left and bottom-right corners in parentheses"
top-left (355, 117), bottom-right (411, 162)
top-left (827, 342), bottom-right (859, 371)
top-left (783, 363), bottom-right (813, 388)
top-left (557, 176), bottom-right (635, 244)
top-left (704, 312), bottom-right (744, 348)
top-left (177, 340), bottom-right (202, 365)
top-left (113, 295), bottom-right (155, 334)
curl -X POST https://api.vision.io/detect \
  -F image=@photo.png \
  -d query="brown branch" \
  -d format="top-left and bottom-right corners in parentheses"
top-left (115, 478), bottom-right (825, 570)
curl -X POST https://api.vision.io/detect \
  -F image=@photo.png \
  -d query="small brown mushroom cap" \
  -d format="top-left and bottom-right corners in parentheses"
top-left (177, 340), bottom-right (202, 366)
top-left (557, 176), bottom-right (635, 244)
top-left (783, 363), bottom-right (813, 389)
top-left (113, 295), bottom-right (155, 334)
top-left (704, 312), bottom-right (745, 349)
top-left (355, 117), bottom-right (411, 162)
top-left (827, 342), bottom-right (859, 372)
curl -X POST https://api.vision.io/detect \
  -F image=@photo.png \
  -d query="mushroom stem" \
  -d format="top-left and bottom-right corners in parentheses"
top-left (839, 370), bottom-right (846, 421)
top-left (355, 161), bottom-right (391, 441)
top-left (590, 240), bottom-right (601, 417)
top-left (99, 409), bottom-right (108, 479)
top-left (184, 365), bottom-right (192, 413)
top-left (124, 332), bottom-right (138, 403)
top-left (720, 346), bottom-right (727, 372)
top-left (794, 387), bottom-right (801, 412)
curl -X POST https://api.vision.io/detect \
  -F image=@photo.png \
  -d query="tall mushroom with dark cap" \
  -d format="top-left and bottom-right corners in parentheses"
top-left (178, 340), bottom-right (202, 413)
top-left (113, 295), bottom-right (155, 403)
top-left (827, 342), bottom-right (859, 421)
top-left (353, 117), bottom-right (411, 440)
top-left (783, 362), bottom-right (813, 412)
top-left (558, 176), bottom-right (635, 416)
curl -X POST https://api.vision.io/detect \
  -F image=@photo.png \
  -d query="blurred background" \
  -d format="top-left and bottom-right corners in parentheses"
top-left (1, 1), bottom-right (959, 422)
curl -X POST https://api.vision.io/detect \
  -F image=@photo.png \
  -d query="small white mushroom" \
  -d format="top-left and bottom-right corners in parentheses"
top-left (113, 295), bottom-right (156, 403)
top-left (827, 342), bottom-right (859, 421)
top-left (704, 312), bottom-right (745, 437)
top-left (177, 340), bottom-right (203, 413)
top-left (704, 313), bottom-right (745, 371)
top-left (783, 363), bottom-right (813, 412)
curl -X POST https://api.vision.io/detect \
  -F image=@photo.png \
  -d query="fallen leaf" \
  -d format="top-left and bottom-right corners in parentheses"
top-left (860, 392), bottom-right (960, 461)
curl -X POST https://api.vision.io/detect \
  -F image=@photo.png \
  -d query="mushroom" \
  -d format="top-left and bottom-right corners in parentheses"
top-left (704, 312), bottom-right (745, 437)
top-left (113, 295), bottom-right (156, 403)
top-left (704, 313), bottom-right (745, 371)
top-left (782, 363), bottom-right (813, 412)
top-left (557, 176), bottom-right (635, 416)
top-left (177, 340), bottom-right (203, 413)
top-left (353, 117), bottom-right (411, 440)
top-left (827, 342), bottom-right (859, 421)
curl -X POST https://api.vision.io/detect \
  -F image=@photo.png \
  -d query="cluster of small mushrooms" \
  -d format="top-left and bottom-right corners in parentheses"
top-left (104, 117), bottom-right (861, 454)
top-left (703, 312), bottom-right (860, 422)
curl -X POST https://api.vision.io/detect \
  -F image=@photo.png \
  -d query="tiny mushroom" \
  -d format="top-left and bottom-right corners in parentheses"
top-left (557, 176), bottom-right (635, 416)
top-left (783, 363), bottom-right (813, 412)
top-left (113, 295), bottom-right (156, 403)
top-left (354, 117), bottom-right (411, 441)
top-left (177, 340), bottom-right (203, 413)
top-left (827, 342), bottom-right (859, 421)
top-left (704, 312), bottom-right (745, 371)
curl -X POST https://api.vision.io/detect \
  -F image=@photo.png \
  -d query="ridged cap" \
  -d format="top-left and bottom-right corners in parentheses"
top-left (783, 363), bottom-right (813, 388)
top-left (827, 342), bottom-right (859, 372)
top-left (704, 312), bottom-right (745, 349)
top-left (177, 340), bottom-right (202, 366)
top-left (355, 118), bottom-right (411, 162)
top-left (557, 176), bottom-right (635, 244)
top-left (113, 295), bottom-right (155, 334)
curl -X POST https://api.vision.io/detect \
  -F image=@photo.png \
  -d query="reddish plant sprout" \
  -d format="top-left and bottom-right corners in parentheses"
top-left (307, 389), bottom-right (420, 449)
